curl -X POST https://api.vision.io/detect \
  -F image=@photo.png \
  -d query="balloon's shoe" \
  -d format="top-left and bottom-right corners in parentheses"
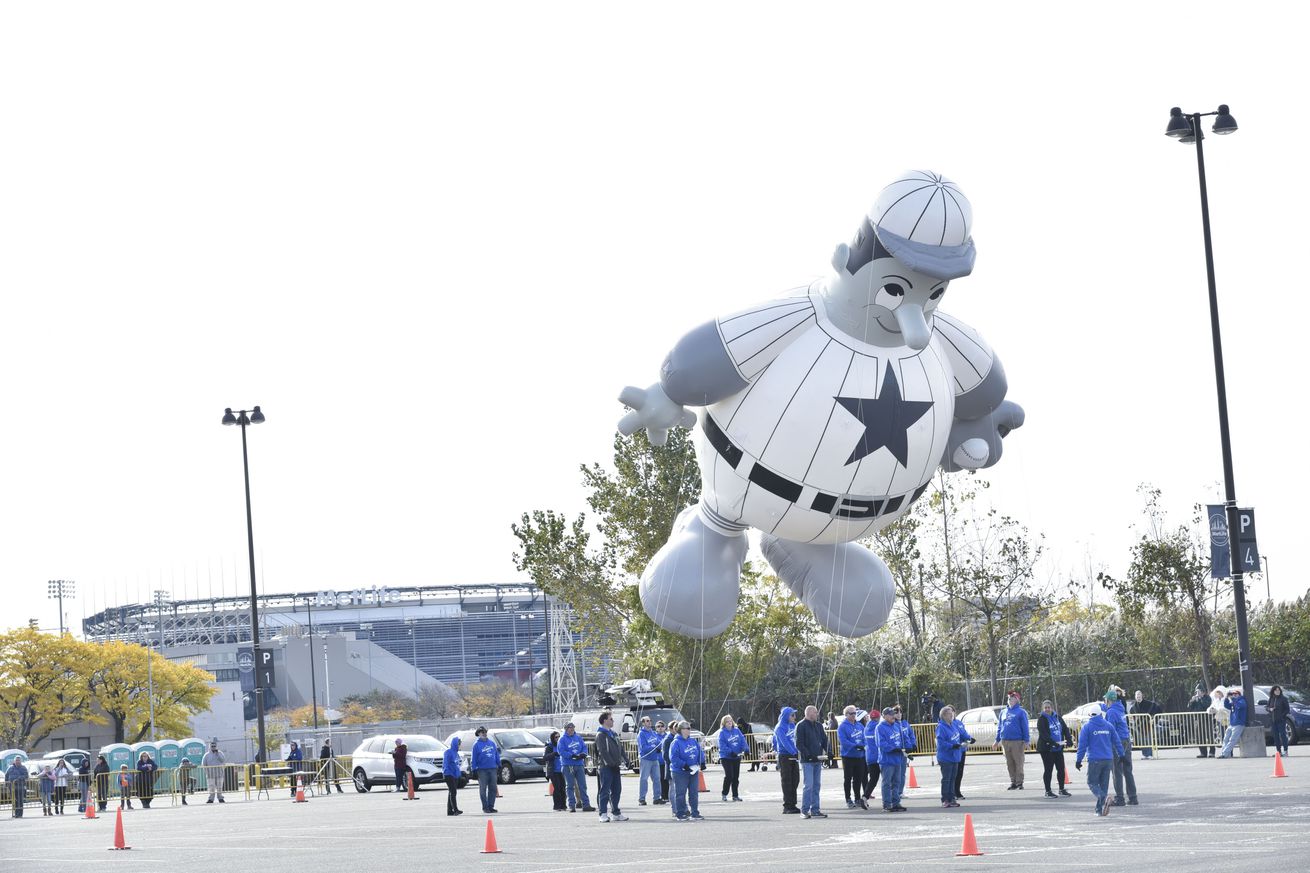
top-left (760, 536), bottom-right (895, 637)
top-left (639, 503), bottom-right (747, 639)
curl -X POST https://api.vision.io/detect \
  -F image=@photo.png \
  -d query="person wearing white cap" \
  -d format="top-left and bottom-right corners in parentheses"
top-left (837, 705), bottom-right (868, 809)
top-left (618, 171), bottom-right (1024, 644)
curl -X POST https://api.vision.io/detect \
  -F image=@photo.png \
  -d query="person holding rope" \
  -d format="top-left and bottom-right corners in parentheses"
top-left (861, 708), bottom-right (881, 805)
top-left (1102, 687), bottom-right (1138, 805)
top-left (637, 716), bottom-right (664, 806)
top-left (716, 714), bottom-right (747, 802)
top-left (935, 705), bottom-right (966, 808)
top-left (669, 720), bottom-right (706, 821)
top-left (774, 706), bottom-right (800, 815)
top-left (558, 722), bottom-right (594, 813)
top-left (1075, 706), bottom-right (1124, 817)
top-left (838, 705), bottom-right (868, 809)
top-left (894, 705), bottom-right (918, 798)
top-left (874, 709), bottom-right (908, 811)
top-left (1036, 699), bottom-right (1073, 798)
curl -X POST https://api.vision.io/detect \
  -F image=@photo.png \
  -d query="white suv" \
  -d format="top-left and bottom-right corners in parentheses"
top-left (349, 734), bottom-right (468, 792)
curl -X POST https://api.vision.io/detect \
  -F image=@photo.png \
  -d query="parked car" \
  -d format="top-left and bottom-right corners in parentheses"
top-left (445, 728), bottom-right (548, 784)
top-left (1250, 685), bottom-right (1309, 745)
top-left (349, 734), bottom-right (467, 792)
top-left (1062, 701), bottom-right (1106, 730)
top-left (40, 749), bottom-right (91, 772)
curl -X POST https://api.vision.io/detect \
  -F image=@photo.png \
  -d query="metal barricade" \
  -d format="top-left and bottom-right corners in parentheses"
top-left (1148, 711), bottom-right (1223, 751)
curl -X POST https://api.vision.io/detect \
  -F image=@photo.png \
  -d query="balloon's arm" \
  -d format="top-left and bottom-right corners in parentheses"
top-left (934, 314), bottom-right (1024, 471)
top-left (618, 319), bottom-right (750, 446)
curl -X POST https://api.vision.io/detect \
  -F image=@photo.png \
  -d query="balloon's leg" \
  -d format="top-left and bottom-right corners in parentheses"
top-left (760, 536), bottom-right (895, 638)
top-left (639, 503), bottom-right (746, 639)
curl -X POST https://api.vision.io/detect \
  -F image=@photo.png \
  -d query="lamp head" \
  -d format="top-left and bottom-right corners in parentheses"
top-left (250, 406), bottom-right (265, 424)
top-left (1165, 106), bottom-right (1193, 138)
top-left (1212, 104), bottom-right (1237, 135)
top-left (222, 408), bottom-right (238, 426)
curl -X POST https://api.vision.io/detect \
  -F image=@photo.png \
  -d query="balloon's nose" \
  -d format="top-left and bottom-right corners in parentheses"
top-left (894, 304), bottom-right (931, 350)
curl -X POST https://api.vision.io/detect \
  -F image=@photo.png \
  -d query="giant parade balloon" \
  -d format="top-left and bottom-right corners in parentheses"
top-left (618, 171), bottom-right (1025, 639)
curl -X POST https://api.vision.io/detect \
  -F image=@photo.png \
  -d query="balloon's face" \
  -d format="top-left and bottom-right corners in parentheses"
top-left (831, 252), bottom-right (948, 351)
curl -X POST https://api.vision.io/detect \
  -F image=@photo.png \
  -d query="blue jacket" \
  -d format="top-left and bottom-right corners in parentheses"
top-left (863, 721), bottom-right (880, 764)
top-left (954, 719), bottom-right (974, 750)
top-left (1075, 713), bottom-right (1124, 764)
top-left (5, 762), bottom-right (27, 784)
top-left (899, 721), bottom-right (918, 753)
top-left (1101, 700), bottom-right (1130, 742)
top-left (774, 707), bottom-right (798, 756)
top-left (637, 727), bottom-right (663, 761)
top-left (717, 727), bottom-right (747, 760)
top-left (557, 732), bottom-right (588, 766)
top-left (669, 734), bottom-right (705, 773)
top-left (837, 719), bottom-right (865, 758)
top-left (286, 745), bottom-right (302, 764)
top-left (997, 704), bottom-right (1031, 742)
top-left (442, 737), bottom-right (463, 778)
top-left (875, 719), bottom-right (907, 760)
top-left (935, 719), bottom-right (968, 763)
top-left (471, 737), bottom-right (500, 771)
top-left (1225, 695), bottom-right (1249, 726)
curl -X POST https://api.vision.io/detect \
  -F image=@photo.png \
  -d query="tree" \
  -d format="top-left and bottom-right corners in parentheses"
top-left (1098, 486), bottom-right (1219, 691)
top-left (86, 641), bottom-right (218, 743)
top-left (864, 508), bottom-right (926, 645)
top-left (0, 628), bottom-right (97, 748)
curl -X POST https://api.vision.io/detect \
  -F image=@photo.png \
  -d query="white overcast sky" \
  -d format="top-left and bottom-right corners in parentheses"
top-left (2, 2), bottom-right (1304, 634)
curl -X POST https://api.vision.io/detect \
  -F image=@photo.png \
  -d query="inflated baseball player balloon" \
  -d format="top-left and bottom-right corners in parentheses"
top-left (618, 171), bottom-right (1024, 640)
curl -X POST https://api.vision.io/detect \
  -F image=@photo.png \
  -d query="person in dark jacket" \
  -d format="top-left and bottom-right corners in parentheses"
top-left (1102, 688), bottom-right (1138, 805)
top-left (544, 731), bottom-right (567, 811)
top-left (1269, 685), bottom-right (1291, 757)
top-left (285, 741), bottom-right (303, 797)
top-left (1075, 709), bottom-right (1124, 816)
top-left (657, 721), bottom-right (673, 803)
top-left (1218, 688), bottom-right (1248, 758)
top-left (137, 752), bottom-right (158, 808)
top-left (825, 711), bottom-right (840, 767)
top-left (117, 764), bottom-right (133, 809)
top-left (950, 710), bottom-right (975, 799)
top-left (1129, 691), bottom-right (1162, 758)
top-left (837, 705), bottom-right (867, 809)
top-left (739, 716), bottom-right (761, 772)
top-left (774, 706), bottom-right (800, 814)
top-left (1187, 687), bottom-right (1216, 757)
top-left (178, 757), bottom-right (194, 805)
top-left (593, 711), bottom-right (630, 822)
top-left (796, 705), bottom-right (830, 818)
top-left (442, 737), bottom-right (463, 816)
top-left (861, 709), bottom-right (882, 803)
top-left (93, 754), bottom-right (111, 811)
top-left (77, 757), bottom-right (91, 813)
top-left (1036, 700), bottom-right (1073, 798)
top-left (5, 756), bottom-right (28, 817)
top-left (391, 738), bottom-right (409, 793)
top-left (318, 738), bottom-right (344, 792)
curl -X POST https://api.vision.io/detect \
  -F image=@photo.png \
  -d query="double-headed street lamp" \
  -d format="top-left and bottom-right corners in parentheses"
top-left (222, 406), bottom-right (268, 761)
top-left (1164, 104), bottom-right (1259, 746)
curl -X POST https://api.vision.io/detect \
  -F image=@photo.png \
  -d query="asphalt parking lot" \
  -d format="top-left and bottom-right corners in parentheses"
top-left (1, 751), bottom-right (1299, 872)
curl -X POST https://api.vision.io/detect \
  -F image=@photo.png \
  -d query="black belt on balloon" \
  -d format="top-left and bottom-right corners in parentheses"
top-left (703, 415), bottom-right (929, 521)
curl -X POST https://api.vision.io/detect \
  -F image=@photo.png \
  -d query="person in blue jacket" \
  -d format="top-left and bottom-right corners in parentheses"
top-left (994, 689), bottom-right (1031, 790)
top-left (668, 720), bottom-right (706, 821)
top-left (637, 716), bottom-right (664, 806)
top-left (875, 709), bottom-right (908, 811)
top-left (774, 706), bottom-right (800, 814)
top-left (543, 731), bottom-right (566, 811)
top-left (935, 705), bottom-right (967, 808)
top-left (1100, 688), bottom-right (1137, 806)
top-left (471, 726), bottom-right (501, 813)
top-left (895, 705), bottom-right (918, 796)
top-left (557, 723), bottom-right (594, 813)
top-left (837, 705), bottom-right (868, 809)
top-left (442, 736), bottom-right (463, 816)
top-left (716, 714), bottom-right (747, 802)
top-left (1035, 699), bottom-right (1073, 799)
top-left (1219, 687), bottom-right (1248, 758)
top-left (861, 709), bottom-right (881, 804)
top-left (1074, 708), bottom-right (1123, 816)
top-left (286, 741), bottom-right (303, 798)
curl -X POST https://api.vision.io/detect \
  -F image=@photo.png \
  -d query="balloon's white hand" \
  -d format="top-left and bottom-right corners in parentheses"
top-left (617, 383), bottom-right (697, 446)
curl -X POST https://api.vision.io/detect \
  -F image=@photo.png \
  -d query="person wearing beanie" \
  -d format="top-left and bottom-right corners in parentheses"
top-left (994, 689), bottom-right (1030, 790)
top-left (1100, 688), bottom-right (1138, 805)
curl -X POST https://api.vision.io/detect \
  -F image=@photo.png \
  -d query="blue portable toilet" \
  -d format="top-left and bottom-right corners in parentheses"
top-left (179, 738), bottom-right (208, 788)
top-left (156, 740), bottom-right (182, 791)
top-left (1, 749), bottom-right (27, 770)
top-left (100, 742), bottom-right (133, 771)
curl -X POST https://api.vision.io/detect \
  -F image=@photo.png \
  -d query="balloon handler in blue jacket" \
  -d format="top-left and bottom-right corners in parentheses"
top-left (442, 737), bottom-right (464, 816)
top-left (557, 723), bottom-right (595, 812)
top-left (773, 706), bottom-right (800, 814)
top-left (1075, 709), bottom-right (1124, 817)
top-left (636, 716), bottom-right (664, 806)
top-left (471, 726), bottom-right (502, 813)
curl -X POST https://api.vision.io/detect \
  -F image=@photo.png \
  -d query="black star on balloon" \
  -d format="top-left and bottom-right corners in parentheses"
top-left (834, 367), bottom-right (933, 467)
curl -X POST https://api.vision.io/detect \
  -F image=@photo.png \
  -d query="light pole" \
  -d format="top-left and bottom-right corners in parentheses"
top-left (405, 619), bottom-right (420, 698)
top-left (1164, 105), bottom-right (1259, 749)
top-left (359, 623), bottom-right (374, 692)
top-left (222, 405), bottom-right (268, 761)
top-left (47, 579), bottom-right (76, 636)
top-left (1261, 555), bottom-right (1270, 601)
top-left (147, 590), bottom-right (169, 742)
top-left (306, 595), bottom-right (320, 730)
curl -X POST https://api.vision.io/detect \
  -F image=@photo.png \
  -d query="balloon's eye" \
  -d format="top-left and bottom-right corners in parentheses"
top-left (880, 283), bottom-right (905, 297)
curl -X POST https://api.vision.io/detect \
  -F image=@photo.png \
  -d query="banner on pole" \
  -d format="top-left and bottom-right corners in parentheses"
top-left (1207, 505), bottom-right (1230, 580)
top-left (1236, 507), bottom-right (1259, 574)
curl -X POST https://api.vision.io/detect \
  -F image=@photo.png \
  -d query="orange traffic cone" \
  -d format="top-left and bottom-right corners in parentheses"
top-left (85, 800), bottom-right (98, 820)
top-left (294, 775), bottom-right (308, 803)
top-left (1272, 751), bottom-right (1288, 778)
top-left (1064, 767), bottom-right (1073, 786)
top-left (697, 769), bottom-right (708, 793)
top-left (404, 772), bottom-right (418, 800)
top-left (546, 780), bottom-right (554, 797)
top-left (955, 813), bottom-right (983, 856)
top-left (480, 819), bottom-right (502, 854)
top-left (108, 808), bottom-right (132, 851)
top-left (497, 783), bottom-right (502, 798)
top-left (907, 765), bottom-right (920, 789)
